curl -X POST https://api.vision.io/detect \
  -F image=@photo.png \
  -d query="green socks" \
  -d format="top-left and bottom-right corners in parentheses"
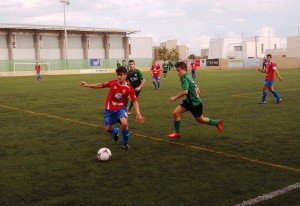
top-left (174, 120), bottom-right (180, 133)
top-left (208, 119), bottom-right (218, 126)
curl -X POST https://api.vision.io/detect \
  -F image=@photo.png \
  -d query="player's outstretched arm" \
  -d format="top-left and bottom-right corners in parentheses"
top-left (132, 101), bottom-right (145, 124)
top-left (275, 70), bottom-right (284, 81)
top-left (169, 90), bottom-right (188, 102)
top-left (136, 79), bottom-right (146, 91)
top-left (258, 68), bottom-right (266, 73)
top-left (80, 81), bottom-right (103, 88)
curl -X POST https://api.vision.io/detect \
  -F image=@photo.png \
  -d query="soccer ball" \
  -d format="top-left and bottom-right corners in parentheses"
top-left (97, 148), bottom-right (112, 161)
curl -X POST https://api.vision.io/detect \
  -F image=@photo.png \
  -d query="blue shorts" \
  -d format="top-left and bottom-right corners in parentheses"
top-left (152, 76), bottom-right (160, 81)
top-left (104, 108), bottom-right (128, 126)
top-left (264, 80), bottom-right (273, 87)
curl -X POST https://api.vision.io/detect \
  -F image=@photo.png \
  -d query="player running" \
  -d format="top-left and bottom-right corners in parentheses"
top-left (167, 62), bottom-right (222, 138)
top-left (162, 60), bottom-right (170, 79)
top-left (151, 60), bottom-right (161, 89)
top-left (258, 54), bottom-right (283, 104)
top-left (80, 67), bottom-right (145, 150)
top-left (126, 60), bottom-right (146, 114)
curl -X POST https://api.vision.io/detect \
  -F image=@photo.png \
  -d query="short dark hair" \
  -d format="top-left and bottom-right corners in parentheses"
top-left (266, 54), bottom-right (272, 58)
top-left (175, 61), bottom-right (187, 71)
top-left (128, 60), bottom-right (135, 64)
top-left (116, 67), bottom-right (127, 74)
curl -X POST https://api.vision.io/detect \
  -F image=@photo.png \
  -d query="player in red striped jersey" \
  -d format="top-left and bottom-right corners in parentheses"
top-left (80, 67), bottom-right (145, 150)
top-left (258, 54), bottom-right (283, 104)
top-left (35, 62), bottom-right (42, 82)
top-left (151, 60), bottom-right (161, 89)
top-left (190, 59), bottom-right (197, 81)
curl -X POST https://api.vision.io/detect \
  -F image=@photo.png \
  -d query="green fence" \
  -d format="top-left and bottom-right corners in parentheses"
top-left (0, 58), bottom-right (153, 72)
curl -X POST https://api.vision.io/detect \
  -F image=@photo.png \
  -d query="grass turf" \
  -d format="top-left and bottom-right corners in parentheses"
top-left (0, 69), bottom-right (300, 205)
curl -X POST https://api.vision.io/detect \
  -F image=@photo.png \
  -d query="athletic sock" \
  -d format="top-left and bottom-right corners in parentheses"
top-left (153, 82), bottom-right (157, 88)
top-left (272, 90), bottom-right (280, 101)
top-left (111, 126), bottom-right (118, 134)
top-left (262, 91), bottom-right (267, 102)
top-left (157, 82), bottom-right (160, 88)
top-left (208, 119), bottom-right (218, 126)
top-left (174, 120), bottom-right (180, 134)
top-left (122, 129), bottom-right (129, 145)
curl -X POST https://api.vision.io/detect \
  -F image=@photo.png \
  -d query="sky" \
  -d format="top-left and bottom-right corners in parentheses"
top-left (1, 0), bottom-right (300, 54)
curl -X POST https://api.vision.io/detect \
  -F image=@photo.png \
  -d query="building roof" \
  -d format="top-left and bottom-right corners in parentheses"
top-left (0, 23), bottom-right (140, 35)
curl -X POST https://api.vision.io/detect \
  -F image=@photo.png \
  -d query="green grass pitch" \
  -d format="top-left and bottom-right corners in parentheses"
top-left (1, 69), bottom-right (300, 205)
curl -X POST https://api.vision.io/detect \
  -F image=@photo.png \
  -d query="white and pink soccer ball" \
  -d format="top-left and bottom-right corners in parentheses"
top-left (97, 148), bottom-right (112, 161)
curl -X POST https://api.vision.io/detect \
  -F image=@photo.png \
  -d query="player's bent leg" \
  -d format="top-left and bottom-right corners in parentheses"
top-left (120, 117), bottom-right (129, 130)
top-left (196, 115), bottom-right (209, 124)
top-left (173, 105), bottom-right (186, 120)
top-left (197, 115), bottom-right (222, 132)
top-left (152, 77), bottom-right (157, 89)
top-left (104, 125), bottom-right (119, 142)
top-left (105, 125), bottom-right (112, 132)
top-left (104, 110), bottom-right (119, 141)
top-left (269, 86), bottom-right (281, 102)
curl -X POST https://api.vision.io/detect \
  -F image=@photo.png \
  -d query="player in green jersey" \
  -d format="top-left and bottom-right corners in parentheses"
top-left (162, 60), bottom-right (170, 79)
top-left (167, 62), bottom-right (222, 138)
top-left (122, 59), bottom-right (130, 71)
top-left (126, 60), bottom-right (146, 114)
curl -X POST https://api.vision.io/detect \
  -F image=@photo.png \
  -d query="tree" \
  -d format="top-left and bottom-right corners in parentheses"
top-left (167, 48), bottom-right (180, 63)
top-left (188, 54), bottom-right (196, 59)
top-left (153, 47), bottom-right (179, 63)
top-left (188, 54), bottom-right (201, 59)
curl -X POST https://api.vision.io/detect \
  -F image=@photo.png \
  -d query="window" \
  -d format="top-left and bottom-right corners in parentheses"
top-left (234, 46), bottom-right (242, 51)
top-left (261, 44), bottom-right (264, 54)
top-left (274, 44), bottom-right (277, 49)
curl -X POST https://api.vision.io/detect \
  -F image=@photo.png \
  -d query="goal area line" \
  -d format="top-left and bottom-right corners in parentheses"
top-left (234, 182), bottom-right (300, 206)
top-left (13, 62), bottom-right (51, 75)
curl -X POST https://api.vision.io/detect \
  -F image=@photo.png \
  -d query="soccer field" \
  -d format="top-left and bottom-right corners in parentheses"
top-left (1, 69), bottom-right (300, 205)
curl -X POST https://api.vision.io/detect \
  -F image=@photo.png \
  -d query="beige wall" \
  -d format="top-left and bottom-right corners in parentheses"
top-left (177, 45), bottom-right (187, 60)
top-left (161, 40), bottom-right (177, 49)
top-left (201, 57), bottom-right (300, 70)
top-left (201, 49), bottom-right (208, 57)
top-left (287, 36), bottom-right (300, 57)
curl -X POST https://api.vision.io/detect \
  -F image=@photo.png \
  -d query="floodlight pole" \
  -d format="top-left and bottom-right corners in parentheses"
top-left (60, 0), bottom-right (70, 60)
top-left (298, 25), bottom-right (300, 69)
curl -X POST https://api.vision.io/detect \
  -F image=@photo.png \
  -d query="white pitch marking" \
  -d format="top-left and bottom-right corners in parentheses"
top-left (234, 182), bottom-right (300, 206)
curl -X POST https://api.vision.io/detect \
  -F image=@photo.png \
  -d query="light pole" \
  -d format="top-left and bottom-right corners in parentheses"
top-left (60, 0), bottom-right (70, 60)
top-left (210, 39), bottom-right (214, 58)
top-left (298, 25), bottom-right (300, 69)
top-left (219, 34), bottom-right (222, 70)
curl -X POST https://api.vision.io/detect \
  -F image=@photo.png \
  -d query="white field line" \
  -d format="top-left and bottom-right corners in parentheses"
top-left (1, 103), bottom-right (300, 174)
top-left (234, 182), bottom-right (300, 206)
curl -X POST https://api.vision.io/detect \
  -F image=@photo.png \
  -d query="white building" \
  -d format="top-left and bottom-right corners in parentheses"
top-left (286, 36), bottom-right (300, 57)
top-left (208, 36), bottom-right (281, 59)
top-left (0, 24), bottom-right (152, 69)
